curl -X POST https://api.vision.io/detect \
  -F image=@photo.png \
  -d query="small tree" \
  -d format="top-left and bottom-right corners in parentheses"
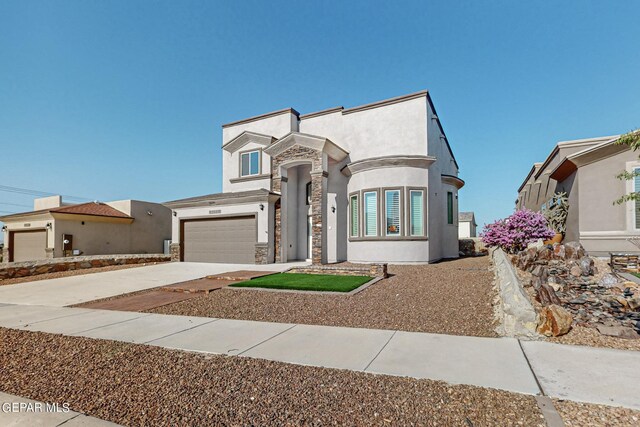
top-left (614, 129), bottom-right (640, 205)
top-left (481, 209), bottom-right (555, 254)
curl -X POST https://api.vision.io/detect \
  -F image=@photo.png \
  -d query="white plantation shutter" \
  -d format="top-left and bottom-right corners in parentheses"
top-left (350, 195), bottom-right (359, 237)
top-left (364, 191), bottom-right (378, 236)
top-left (410, 190), bottom-right (424, 236)
top-left (385, 190), bottom-right (400, 235)
top-left (635, 168), bottom-right (640, 229)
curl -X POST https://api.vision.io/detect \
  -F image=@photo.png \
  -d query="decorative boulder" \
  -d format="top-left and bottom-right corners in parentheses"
top-left (598, 273), bottom-right (620, 288)
top-left (537, 304), bottom-right (573, 337)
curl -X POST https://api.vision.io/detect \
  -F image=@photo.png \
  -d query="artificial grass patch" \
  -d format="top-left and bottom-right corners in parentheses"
top-left (229, 273), bottom-right (372, 292)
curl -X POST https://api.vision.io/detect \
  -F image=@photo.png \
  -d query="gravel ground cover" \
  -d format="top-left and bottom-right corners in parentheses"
top-left (0, 327), bottom-right (545, 426)
top-left (0, 263), bottom-right (154, 287)
top-left (151, 256), bottom-right (497, 336)
top-left (554, 399), bottom-right (640, 426)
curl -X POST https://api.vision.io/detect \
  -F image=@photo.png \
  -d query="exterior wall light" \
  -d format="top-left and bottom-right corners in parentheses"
top-left (1, 226), bottom-right (7, 231)
top-left (259, 203), bottom-right (265, 211)
top-left (331, 206), bottom-right (336, 213)
top-left (46, 223), bottom-right (52, 230)
top-left (173, 211), bottom-right (177, 217)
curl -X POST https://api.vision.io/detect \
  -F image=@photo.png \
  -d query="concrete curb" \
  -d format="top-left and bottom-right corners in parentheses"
top-left (491, 248), bottom-right (540, 338)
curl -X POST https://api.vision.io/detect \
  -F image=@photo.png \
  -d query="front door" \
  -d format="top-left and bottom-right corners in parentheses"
top-left (307, 215), bottom-right (312, 261)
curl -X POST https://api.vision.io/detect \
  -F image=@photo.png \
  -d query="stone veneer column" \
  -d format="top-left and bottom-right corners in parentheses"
top-left (272, 176), bottom-right (282, 263)
top-left (169, 243), bottom-right (181, 262)
top-left (310, 171), bottom-right (327, 265)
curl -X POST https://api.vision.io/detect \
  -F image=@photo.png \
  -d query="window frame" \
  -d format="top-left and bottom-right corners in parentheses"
top-left (349, 193), bottom-right (359, 238)
top-left (239, 149), bottom-right (261, 177)
top-left (407, 188), bottom-right (427, 237)
top-left (362, 189), bottom-right (380, 238)
top-left (383, 188), bottom-right (403, 237)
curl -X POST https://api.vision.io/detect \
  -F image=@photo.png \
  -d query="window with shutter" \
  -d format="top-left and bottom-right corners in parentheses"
top-left (350, 194), bottom-right (359, 237)
top-left (363, 191), bottom-right (378, 237)
top-left (410, 190), bottom-right (425, 236)
top-left (385, 190), bottom-right (401, 236)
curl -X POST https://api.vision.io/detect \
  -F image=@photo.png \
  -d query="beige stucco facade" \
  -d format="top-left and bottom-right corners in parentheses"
top-left (1, 197), bottom-right (171, 262)
top-left (516, 135), bottom-right (639, 255)
top-left (168, 90), bottom-right (464, 264)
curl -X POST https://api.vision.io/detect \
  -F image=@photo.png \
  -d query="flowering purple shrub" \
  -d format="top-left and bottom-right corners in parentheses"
top-left (481, 209), bottom-right (555, 254)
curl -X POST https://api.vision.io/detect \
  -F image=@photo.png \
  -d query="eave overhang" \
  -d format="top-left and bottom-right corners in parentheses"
top-left (165, 189), bottom-right (280, 209)
top-left (263, 132), bottom-right (349, 162)
top-left (340, 155), bottom-right (436, 177)
top-left (441, 174), bottom-right (465, 189)
top-left (222, 131), bottom-right (276, 153)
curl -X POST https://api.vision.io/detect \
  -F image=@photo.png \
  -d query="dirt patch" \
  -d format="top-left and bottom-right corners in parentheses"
top-left (0, 327), bottom-right (544, 426)
top-left (150, 256), bottom-right (498, 336)
top-left (0, 263), bottom-right (159, 287)
top-left (554, 399), bottom-right (640, 426)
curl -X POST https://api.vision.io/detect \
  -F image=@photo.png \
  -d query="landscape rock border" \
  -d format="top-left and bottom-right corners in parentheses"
top-left (491, 248), bottom-right (540, 338)
top-left (0, 254), bottom-right (170, 280)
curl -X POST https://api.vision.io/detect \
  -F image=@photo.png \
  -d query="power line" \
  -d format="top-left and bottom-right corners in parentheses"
top-left (0, 185), bottom-right (90, 202)
top-left (0, 202), bottom-right (31, 208)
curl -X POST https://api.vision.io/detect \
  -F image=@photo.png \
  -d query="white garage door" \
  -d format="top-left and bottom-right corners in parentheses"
top-left (12, 230), bottom-right (47, 262)
top-left (182, 216), bottom-right (256, 263)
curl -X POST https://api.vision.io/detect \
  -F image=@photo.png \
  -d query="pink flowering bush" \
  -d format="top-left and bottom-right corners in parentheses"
top-left (481, 209), bottom-right (555, 254)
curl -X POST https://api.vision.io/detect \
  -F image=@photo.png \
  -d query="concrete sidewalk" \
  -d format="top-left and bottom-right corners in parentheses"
top-left (0, 391), bottom-right (120, 426)
top-left (0, 262), bottom-right (305, 307)
top-left (0, 303), bottom-right (639, 410)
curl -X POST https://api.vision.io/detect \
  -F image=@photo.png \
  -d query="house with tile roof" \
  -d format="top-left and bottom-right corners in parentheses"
top-left (516, 134), bottom-right (638, 255)
top-left (0, 196), bottom-right (171, 262)
top-left (166, 90), bottom-right (464, 264)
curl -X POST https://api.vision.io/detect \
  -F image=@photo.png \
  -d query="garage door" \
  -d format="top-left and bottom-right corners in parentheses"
top-left (182, 216), bottom-right (256, 263)
top-left (12, 230), bottom-right (47, 262)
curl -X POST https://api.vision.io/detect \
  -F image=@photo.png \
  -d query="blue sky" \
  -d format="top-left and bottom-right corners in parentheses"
top-left (1, 1), bottom-right (639, 237)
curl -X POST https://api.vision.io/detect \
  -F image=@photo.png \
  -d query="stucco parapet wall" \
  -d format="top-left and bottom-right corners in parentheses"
top-left (288, 263), bottom-right (388, 278)
top-left (221, 107), bottom-right (300, 129)
top-left (340, 155), bottom-right (436, 177)
top-left (491, 248), bottom-right (540, 338)
top-left (0, 254), bottom-right (169, 280)
top-left (164, 189), bottom-right (279, 209)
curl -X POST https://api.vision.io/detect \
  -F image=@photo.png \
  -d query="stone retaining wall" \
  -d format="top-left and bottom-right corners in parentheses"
top-left (491, 248), bottom-right (539, 338)
top-left (0, 254), bottom-right (170, 280)
top-left (288, 263), bottom-right (388, 278)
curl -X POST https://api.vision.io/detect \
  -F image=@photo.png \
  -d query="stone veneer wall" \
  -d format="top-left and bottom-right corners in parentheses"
top-left (169, 243), bottom-right (181, 262)
top-left (288, 263), bottom-right (388, 278)
top-left (0, 254), bottom-right (170, 280)
top-left (272, 145), bottom-right (325, 264)
top-left (255, 243), bottom-right (269, 264)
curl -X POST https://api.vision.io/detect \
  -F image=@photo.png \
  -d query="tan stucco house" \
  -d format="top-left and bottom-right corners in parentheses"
top-left (0, 196), bottom-right (171, 262)
top-left (167, 90), bottom-right (464, 264)
top-left (516, 134), bottom-right (638, 255)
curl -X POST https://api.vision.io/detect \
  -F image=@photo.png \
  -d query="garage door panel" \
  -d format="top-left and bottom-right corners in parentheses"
top-left (12, 231), bottom-right (47, 262)
top-left (182, 217), bottom-right (256, 264)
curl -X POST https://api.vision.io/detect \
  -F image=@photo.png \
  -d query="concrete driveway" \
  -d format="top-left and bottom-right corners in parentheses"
top-left (0, 262), bottom-right (306, 307)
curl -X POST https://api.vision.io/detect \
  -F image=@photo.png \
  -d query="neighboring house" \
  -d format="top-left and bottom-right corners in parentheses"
top-left (458, 212), bottom-right (477, 238)
top-left (516, 134), bottom-right (639, 255)
top-left (167, 90), bottom-right (464, 264)
top-left (0, 195), bottom-right (171, 263)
